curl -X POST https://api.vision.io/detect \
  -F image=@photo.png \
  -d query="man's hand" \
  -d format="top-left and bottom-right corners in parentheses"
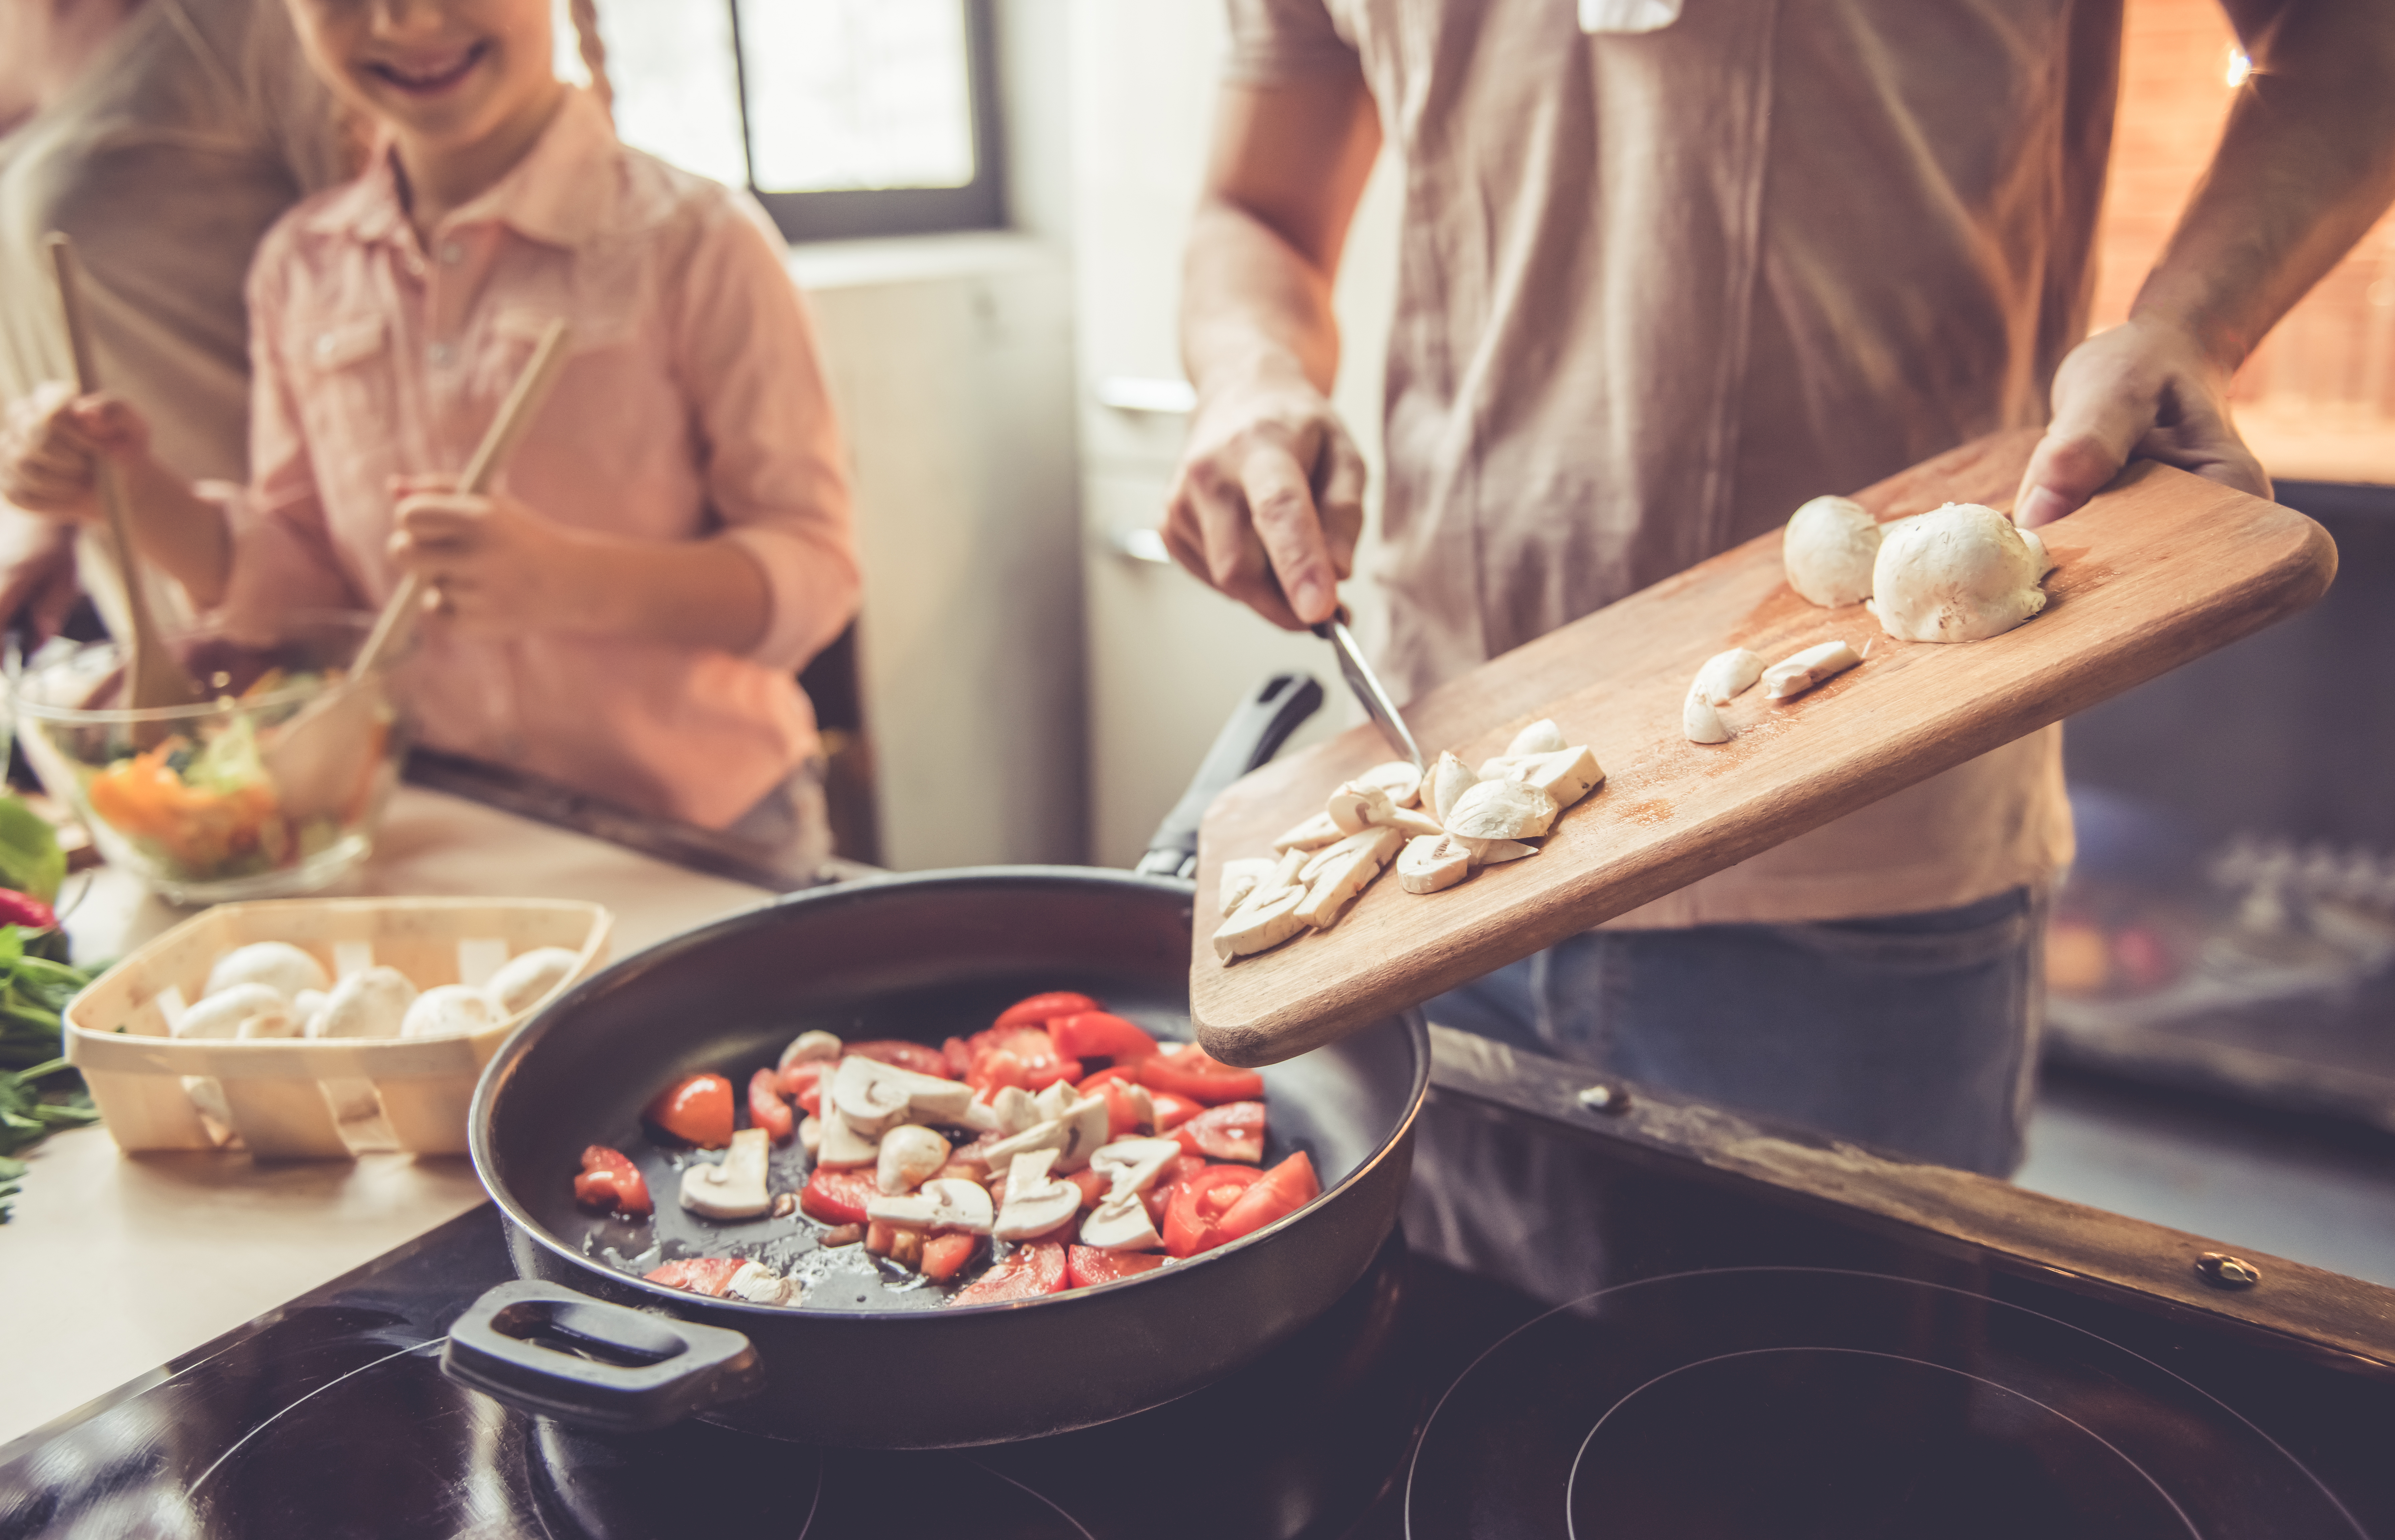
top-left (2013, 318), bottom-right (2270, 529)
top-left (1163, 376), bottom-right (1366, 630)
top-left (388, 476), bottom-right (590, 638)
top-left (0, 383), bottom-right (153, 525)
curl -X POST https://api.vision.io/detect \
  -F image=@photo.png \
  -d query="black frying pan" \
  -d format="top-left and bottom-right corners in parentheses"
top-left (440, 677), bottom-right (1432, 1448)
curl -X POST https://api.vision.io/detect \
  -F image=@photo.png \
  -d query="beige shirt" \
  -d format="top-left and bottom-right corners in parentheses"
top-left (0, 0), bottom-right (344, 633)
top-left (1227, 0), bottom-right (2099, 925)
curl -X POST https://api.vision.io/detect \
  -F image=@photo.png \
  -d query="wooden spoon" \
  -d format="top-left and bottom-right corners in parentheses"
top-left (45, 233), bottom-right (205, 735)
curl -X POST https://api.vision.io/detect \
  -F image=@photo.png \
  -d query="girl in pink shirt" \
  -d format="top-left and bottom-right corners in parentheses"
top-left (3, 0), bottom-right (860, 850)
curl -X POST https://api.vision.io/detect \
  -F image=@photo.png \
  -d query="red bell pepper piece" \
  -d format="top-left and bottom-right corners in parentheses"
top-left (800, 1167), bottom-right (881, 1226)
top-left (747, 1068), bottom-right (794, 1141)
top-left (1047, 1011), bottom-right (1158, 1063)
top-left (952, 1241), bottom-right (1068, 1305)
top-left (642, 1073), bottom-right (734, 1148)
top-left (991, 992), bottom-right (1101, 1030)
top-left (845, 1040), bottom-right (955, 1079)
top-left (1162, 1164), bottom-right (1266, 1257)
top-left (572, 1145), bottom-right (653, 1217)
top-left (645, 1257), bottom-right (747, 1296)
top-left (1175, 1100), bottom-right (1266, 1164)
top-left (1067, 1246), bottom-right (1167, 1289)
top-left (1136, 1045), bottom-right (1264, 1107)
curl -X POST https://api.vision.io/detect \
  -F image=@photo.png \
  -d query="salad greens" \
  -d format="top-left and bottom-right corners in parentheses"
top-left (0, 804), bottom-right (97, 1219)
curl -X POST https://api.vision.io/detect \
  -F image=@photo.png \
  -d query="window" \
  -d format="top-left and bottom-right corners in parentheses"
top-left (555, 0), bottom-right (1004, 242)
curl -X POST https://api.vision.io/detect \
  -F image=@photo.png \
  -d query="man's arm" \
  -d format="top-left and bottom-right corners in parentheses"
top-left (1166, 66), bottom-right (1381, 629)
top-left (2017, 0), bottom-right (2395, 525)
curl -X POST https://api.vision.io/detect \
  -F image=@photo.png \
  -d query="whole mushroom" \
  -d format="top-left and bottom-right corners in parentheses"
top-left (1782, 495), bottom-right (1882, 607)
top-left (1871, 501), bottom-right (2049, 643)
top-left (204, 942), bottom-right (330, 1003)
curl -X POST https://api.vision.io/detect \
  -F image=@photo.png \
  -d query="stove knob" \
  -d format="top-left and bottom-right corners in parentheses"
top-left (2195, 1251), bottom-right (2262, 1290)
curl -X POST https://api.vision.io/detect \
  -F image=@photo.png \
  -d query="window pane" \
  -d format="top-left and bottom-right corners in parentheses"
top-left (736, 0), bottom-right (976, 193)
top-left (552, 0), bottom-right (750, 188)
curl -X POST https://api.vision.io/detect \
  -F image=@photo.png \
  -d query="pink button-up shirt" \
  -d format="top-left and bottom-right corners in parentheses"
top-left (219, 89), bottom-right (858, 829)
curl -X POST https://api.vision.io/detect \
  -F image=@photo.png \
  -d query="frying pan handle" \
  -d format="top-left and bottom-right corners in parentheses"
top-left (1137, 671), bottom-right (1325, 880)
top-left (441, 1279), bottom-right (764, 1433)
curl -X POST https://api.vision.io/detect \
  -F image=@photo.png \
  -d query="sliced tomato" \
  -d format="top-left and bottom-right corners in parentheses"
top-left (1141, 1153), bottom-right (1211, 1224)
top-left (1097, 1078), bottom-right (1153, 1137)
top-left (922, 1231), bottom-right (981, 1282)
top-left (747, 1068), bottom-right (794, 1141)
top-left (1066, 1168), bottom-right (1110, 1209)
top-left (776, 1059), bottom-right (828, 1115)
top-left (1136, 1046), bottom-right (1264, 1107)
top-left (643, 1073), bottom-right (734, 1148)
top-left (963, 1026), bottom-right (1082, 1094)
top-left (1162, 1164), bottom-right (1265, 1257)
top-left (1048, 1011), bottom-right (1158, 1063)
top-left (1067, 1246), bottom-right (1167, 1289)
top-left (952, 1241), bottom-right (1068, 1305)
top-left (575, 1145), bottom-right (652, 1216)
top-left (845, 1039), bottom-right (954, 1079)
top-left (1213, 1151), bottom-right (1320, 1243)
top-left (991, 992), bottom-right (1101, 1030)
top-left (800, 1167), bottom-right (880, 1226)
top-left (1149, 1091), bottom-right (1203, 1131)
top-left (645, 1257), bottom-right (746, 1296)
top-left (941, 1036), bottom-right (975, 1079)
top-left (1174, 1100), bottom-right (1266, 1163)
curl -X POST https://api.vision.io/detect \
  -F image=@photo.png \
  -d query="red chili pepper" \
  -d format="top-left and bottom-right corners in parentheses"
top-left (747, 1068), bottom-right (794, 1141)
top-left (0, 890), bottom-right (58, 931)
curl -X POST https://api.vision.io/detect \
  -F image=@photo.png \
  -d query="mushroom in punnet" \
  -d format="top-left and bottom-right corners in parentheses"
top-left (1506, 719), bottom-right (1566, 757)
top-left (486, 946), bottom-right (582, 1015)
top-left (1353, 760), bottom-right (1424, 808)
top-left (777, 1029), bottom-right (843, 1069)
top-left (816, 1104), bottom-right (881, 1168)
top-left (1271, 811), bottom-right (1346, 853)
top-left (1325, 779), bottom-right (1395, 835)
top-left (1089, 1137), bottom-right (1182, 1196)
top-left (1219, 857), bottom-right (1278, 916)
top-left (1690, 648), bottom-right (1764, 706)
top-left (1870, 501), bottom-right (2049, 642)
top-left (311, 966), bottom-right (416, 1038)
top-left (235, 1007), bottom-right (303, 1039)
top-left (1296, 824), bottom-right (1404, 929)
top-left (1430, 752), bottom-right (1476, 823)
top-left (994, 1149), bottom-right (1083, 1240)
top-left (681, 1127), bottom-right (773, 1220)
top-left (877, 1124), bottom-right (952, 1194)
top-left (204, 942), bottom-right (330, 1003)
top-left (1782, 494), bottom-right (1882, 607)
top-left (1080, 1190), bottom-right (1163, 1251)
top-left (1447, 779), bottom-right (1560, 842)
top-left (1398, 834), bottom-right (1473, 894)
top-left (172, 982), bottom-right (286, 1039)
top-left (403, 984), bottom-right (504, 1038)
top-left (722, 1260), bottom-right (802, 1306)
top-left (1761, 640), bottom-right (1863, 700)
top-left (293, 989), bottom-right (327, 1026)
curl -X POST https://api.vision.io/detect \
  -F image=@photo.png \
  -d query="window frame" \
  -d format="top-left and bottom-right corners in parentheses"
top-left (734, 0), bottom-right (1007, 244)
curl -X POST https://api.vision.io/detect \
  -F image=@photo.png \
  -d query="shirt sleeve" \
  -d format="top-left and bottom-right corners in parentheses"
top-left (665, 192), bottom-right (861, 676)
top-left (1223, 0), bottom-right (1359, 84)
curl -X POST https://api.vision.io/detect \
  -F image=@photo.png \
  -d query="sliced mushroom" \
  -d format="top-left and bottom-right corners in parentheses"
top-left (982, 1115), bottom-right (1068, 1166)
top-left (1116, 1080), bottom-right (1157, 1134)
top-left (1032, 1078), bottom-right (1081, 1122)
top-left (1690, 648), bottom-right (1765, 706)
top-left (1497, 746), bottom-right (1603, 809)
top-left (1055, 1095), bottom-right (1113, 1172)
top-left (994, 1149), bottom-right (1083, 1240)
top-left (1296, 824), bottom-right (1404, 929)
top-left (990, 1084), bottom-right (1043, 1135)
top-left (1219, 857), bottom-right (1278, 916)
top-left (173, 982), bottom-right (291, 1039)
top-left (1079, 1190), bottom-right (1164, 1251)
top-left (1088, 1136), bottom-right (1182, 1195)
top-left (816, 1103), bottom-right (880, 1169)
top-left (832, 1054), bottom-right (973, 1133)
top-left (1453, 836), bottom-right (1538, 865)
top-left (1505, 719), bottom-right (1567, 757)
top-left (1325, 780), bottom-right (1395, 835)
top-left (1683, 692), bottom-right (1733, 744)
top-left (681, 1127), bottom-right (772, 1219)
top-left (1271, 811), bottom-right (1346, 853)
top-left (1300, 827), bottom-right (1401, 884)
top-left (877, 1124), bottom-right (953, 1194)
top-left (1430, 752), bottom-right (1477, 824)
top-left (1377, 806), bottom-right (1446, 839)
top-left (777, 1029), bottom-right (844, 1069)
top-left (1213, 882), bottom-right (1308, 962)
top-left (1761, 639), bottom-right (1863, 700)
top-left (1398, 834), bottom-right (1473, 894)
top-left (799, 1114), bottom-right (822, 1155)
top-left (1447, 779), bottom-right (1560, 841)
top-left (868, 1175), bottom-right (995, 1234)
top-left (1354, 760), bottom-right (1424, 809)
top-left (723, 1259), bottom-right (802, 1306)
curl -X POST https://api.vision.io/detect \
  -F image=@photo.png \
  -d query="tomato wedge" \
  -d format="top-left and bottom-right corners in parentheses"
top-left (1141, 1153), bottom-right (1211, 1224)
top-left (963, 1026), bottom-right (1082, 1093)
top-left (922, 1231), bottom-right (981, 1282)
top-left (573, 1145), bottom-right (652, 1216)
top-left (1175, 1100), bottom-right (1266, 1163)
top-left (1067, 1246), bottom-right (1167, 1289)
top-left (991, 992), bottom-right (1101, 1030)
top-left (800, 1167), bottom-right (880, 1226)
top-left (747, 1068), bottom-right (794, 1141)
top-left (643, 1073), bottom-right (734, 1148)
top-left (1048, 1011), bottom-right (1158, 1063)
top-left (1213, 1151), bottom-right (1319, 1243)
top-left (1162, 1164), bottom-right (1265, 1257)
top-left (845, 1040), bottom-right (954, 1079)
top-left (952, 1241), bottom-right (1068, 1305)
top-left (1136, 1046), bottom-right (1264, 1106)
top-left (1096, 1078), bottom-right (1154, 1136)
top-left (645, 1257), bottom-right (746, 1295)
top-left (1149, 1090), bottom-right (1202, 1130)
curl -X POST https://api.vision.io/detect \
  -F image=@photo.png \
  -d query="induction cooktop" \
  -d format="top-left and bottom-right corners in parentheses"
top-left (6, 1030), bottom-right (2391, 1539)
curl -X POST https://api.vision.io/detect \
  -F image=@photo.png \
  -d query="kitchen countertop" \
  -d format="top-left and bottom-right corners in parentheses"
top-left (0, 784), bottom-right (784, 1447)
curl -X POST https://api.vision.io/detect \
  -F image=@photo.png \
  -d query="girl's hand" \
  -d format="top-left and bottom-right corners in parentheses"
top-left (388, 476), bottom-right (591, 638)
top-left (0, 384), bottom-right (153, 524)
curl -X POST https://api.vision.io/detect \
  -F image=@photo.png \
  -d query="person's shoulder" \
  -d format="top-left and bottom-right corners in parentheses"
top-left (606, 142), bottom-right (780, 252)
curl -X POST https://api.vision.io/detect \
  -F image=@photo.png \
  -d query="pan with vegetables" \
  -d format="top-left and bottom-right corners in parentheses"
top-left (443, 676), bottom-right (1431, 1447)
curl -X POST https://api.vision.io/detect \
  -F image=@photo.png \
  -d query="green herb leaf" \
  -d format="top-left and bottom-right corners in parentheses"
top-left (0, 796), bottom-right (64, 902)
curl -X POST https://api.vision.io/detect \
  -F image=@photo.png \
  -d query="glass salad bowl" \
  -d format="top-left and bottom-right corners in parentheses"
top-left (11, 611), bottom-right (409, 904)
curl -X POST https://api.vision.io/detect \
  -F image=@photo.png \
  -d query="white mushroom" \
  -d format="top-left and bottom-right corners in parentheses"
top-left (815, 1103), bottom-right (880, 1168)
top-left (1300, 827), bottom-right (1404, 884)
top-left (1398, 834), bottom-right (1473, 894)
top-left (1490, 746), bottom-right (1603, 809)
top-left (1055, 1095), bottom-right (1113, 1172)
top-left (1089, 1137), bottom-right (1182, 1196)
top-left (1032, 1079), bottom-right (1081, 1122)
top-left (981, 1116), bottom-right (1068, 1166)
top-left (1782, 494), bottom-right (1882, 607)
top-left (1079, 1190), bottom-right (1163, 1252)
top-left (1870, 501), bottom-right (2048, 643)
top-left (723, 1260), bottom-right (802, 1306)
top-left (798, 1114), bottom-right (822, 1156)
top-left (776, 1029), bottom-right (843, 1069)
top-left (172, 983), bottom-right (287, 1040)
top-left (1760, 640), bottom-right (1864, 700)
top-left (292, 989), bottom-right (328, 1025)
top-left (1325, 780), bottom-right (1395, 836)
top-left (990, 1084), bottom-right (1044, 1135)
top-left (235, 1007), bottom-right (303, 1039)
top-left (1684, 692), bottom-right (1733, 744)
top-left (204, 942), bottom-right (329, 1003)
top-left (1271, 811), bottom-right (1346, 853)
top-left (1505, 719), bottom-right (1567, 757)
top-left (310, 966), bottom-right (417, 1039)
top-left (1296, 824), bottom-right (1404, 929)
top-left (1213, 882), bottom-right (1308, 962)
top-left (1113, 1080), bottom-right (1157, 1135)
top-left (1690, 648), bottom-right (1765, 706)
top-left (402, 984), bottom-right (504, 1039)
top-left (2021, 525), bottom-right (2056, 577)
top-left (832, 1054), bottom-right (972, 1134)
top-left (680, 1127), bottom-right (772, 1219)
top-left (1453, 837), bottom-right (1537, 865)
top-left (1353, 760), bottom-right (1424, 808)
top-left (993, 1149), bottom-right (1082, 1240)
top-left (1376, 806), bottom-right (1446, 839)
top-left (1430, 752), bottom-right (1477, 824)
top-left (487, 947), bottom-right (582, 1015)
top-left (1447, 779), bottom-right (1560, 841)
top-left (1218, 857), bottom-right (1278, 917)
top-left (867, 1176), bottom-right (994, 1234)
top-left (876, 1124), bottom-right (952, 1194)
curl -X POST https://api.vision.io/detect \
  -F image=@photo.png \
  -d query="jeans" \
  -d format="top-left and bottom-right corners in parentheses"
top-left (1426, 887), bottom-right (2048, 1176)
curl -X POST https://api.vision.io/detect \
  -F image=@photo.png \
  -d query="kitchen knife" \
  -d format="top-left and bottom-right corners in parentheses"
top-left (1313, 614), bottom-right (1424, 773)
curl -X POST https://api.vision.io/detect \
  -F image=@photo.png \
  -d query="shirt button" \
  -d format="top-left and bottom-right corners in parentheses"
top-left (428, 342), bottom-right (453, 366)
top-left (438, 241), bottom-right (463, 265)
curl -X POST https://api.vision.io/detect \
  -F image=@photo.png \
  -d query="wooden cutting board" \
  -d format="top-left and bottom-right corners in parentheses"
top-left (1189, 430), bottom-right (2337, 1067)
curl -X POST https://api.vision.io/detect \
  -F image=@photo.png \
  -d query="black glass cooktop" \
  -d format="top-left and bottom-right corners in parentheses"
top-left (5, 1085), bottom-right (2392, 1538)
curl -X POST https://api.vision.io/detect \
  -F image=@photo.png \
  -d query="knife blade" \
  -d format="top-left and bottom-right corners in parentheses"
top-left (1312, 615), bottom-right (1425, 772)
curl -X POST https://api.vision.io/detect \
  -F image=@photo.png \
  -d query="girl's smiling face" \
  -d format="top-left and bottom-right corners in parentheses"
top-left (287, 0), bottom-right (558, 158)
